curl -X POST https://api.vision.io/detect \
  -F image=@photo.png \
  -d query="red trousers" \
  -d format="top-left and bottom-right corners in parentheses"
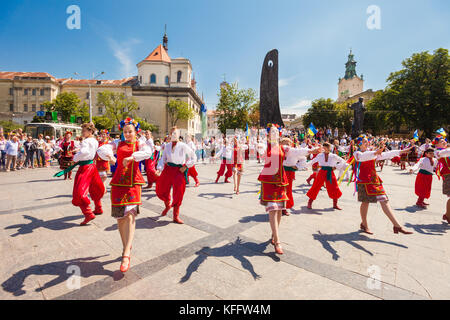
top-left (217, 159), bottom-right (232, 178)
top-left (306, 169), bottom-right (342, 200)
top-left (156, 165), bottom-right (186, 208)
top-left (146, 158), bottom-right (159, 186)
top-left (286, 170), bottom-right (296, 209)
top-left (188, 165), bottom-right (199, 183)
top-left (72, 164), bottom-right (105, 216)
top-left (415, 173), bottom-right (432, 199)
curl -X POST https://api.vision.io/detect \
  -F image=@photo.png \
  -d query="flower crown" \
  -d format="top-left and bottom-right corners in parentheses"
top-left (99, 129), bottom-right (109, 135)
top-left (356, 134), bottom-right (367, 146)
top-left (119, 117), bottom-right (141, 132)
top-left (266, 123), bottom-right (282, 134)
top-left (64, 131), bottom-right (72, 136)
top-left (432, 135), bottom-right (447, 145)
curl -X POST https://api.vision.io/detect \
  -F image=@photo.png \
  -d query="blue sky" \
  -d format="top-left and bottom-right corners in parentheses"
top-left (1, 0), bottom-right (449, 115)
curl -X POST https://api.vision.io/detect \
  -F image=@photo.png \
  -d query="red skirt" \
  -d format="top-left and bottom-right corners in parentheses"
top-left (260, 182), bottom-right (288, 203)
top-left (111, 184), bottom-right (142, 207)
top-left (415, 173), bottom-right (432, 199)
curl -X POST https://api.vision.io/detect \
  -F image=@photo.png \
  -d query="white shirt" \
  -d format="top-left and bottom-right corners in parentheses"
top-left (145, 138), bottom-right (155, 154)
top-left (354, 150), bottom-right (400, 162)
top-left (436, 148), bottom-right (450, 159)
top-left (215, 145), bottom-right (233, 160)
top-left (308, 153), bottom-right (345, 168)
top-left (157, 141), bottom-right (196, 171)
top-left (283, 146), bottom-right (311, 167)
top-left (73, 137), bottom-right (98, 162)
top-left (411, 157), bottom-right (437, 174)
top-left (97, 139), bottom-right (152, 163)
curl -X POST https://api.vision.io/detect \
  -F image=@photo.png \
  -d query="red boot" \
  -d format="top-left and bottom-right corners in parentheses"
top-left (282, 209), bottom-right (290, 216)
top-left (443, 214), bottom-right (450, 224)
top-left (215, 175), bottom-right (220, 183)
top-left (194, 178), bottom-right (200, 187)
top-left (333, 199), bottom-right (342, 210)
top-left (224, 177), bottom-right (230, 183)
top-left (307, 198), bottom-right (313, 209)
top-left (80, 212), bottom-right (96, 226)
top-left (161, 201), bottom-right (171, 216)
top-left (94, 206), bottom-right (103, 215)
top-left (173, 206), bottom-right (184, 224)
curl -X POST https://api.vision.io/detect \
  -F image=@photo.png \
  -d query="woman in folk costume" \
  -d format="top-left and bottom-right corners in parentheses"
top-left (95, 129), bottom-right (110, 183)
top-left (97, 118), bottom-right (152, 273)
top-left (54, 123), bottom-right (106, 225)
top-left (306, 142), bottom-right (346, 210)
top-left (58, 131), bottom-right (75, 180)
top-left (143, 130), bottom-right (160, 189)
top-left (215, 137), bottom-right (233, 183)
top-left (434, 137), bottom-right (450, 224)
top-left (231, 136), bottom-right (248, 195)
top-left (258, 124), bottom-right (289, 255)
top-left (186, 135), bottom-right (200, 187)
top-left (354, 135), bottom-right (413, 235)
top-left (156, 126), bottom-right (196, 224)
top-left (409, 148), bottom-right (437, 209)
top-left (280, 137), bottom-right (319, 215)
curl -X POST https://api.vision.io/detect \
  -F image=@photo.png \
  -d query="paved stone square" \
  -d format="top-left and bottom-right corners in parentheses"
top-left (1, 161), bottom-right (449, 300)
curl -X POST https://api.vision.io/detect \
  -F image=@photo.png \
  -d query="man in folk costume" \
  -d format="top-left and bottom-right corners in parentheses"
top-left (306, 143), bottom-right (346, 210)
top-left (214, 137), bottom-right (233, 183)
top-left (354, 135), bottom-right (413, 235)
top-left (434, 137), bottom-right (450, 224)
top-left (58, 131), bottom-right (75, 180)
top-left (54, 123), bottom-right (106, 225)
top-left (258, 124), bottom-right (289, 255)
top-left (280, 137), bottom-right (319, 215)
top-left (156, 127), bottom-right (196, 224)
top-left (409, 148), bottom-right (437, 209)
top-left (97, 118), bottom-right (153, 273)
top-left (186, 135), bottom-right (200, 187)
top-left (306, 140), bottom-right (320, 185)
top-left (143, 130), bottom-right (159, 189)
top-left (95, 129), bottom-right (110, 183)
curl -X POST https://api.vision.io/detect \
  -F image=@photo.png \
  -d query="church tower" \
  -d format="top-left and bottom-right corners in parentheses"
top-left (163, 24), bottom-right (168, 51)
top-left (337, 50), bottom-right (364, 102)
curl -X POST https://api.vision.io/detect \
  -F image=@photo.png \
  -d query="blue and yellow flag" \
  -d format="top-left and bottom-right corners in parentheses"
top-left (436, 128), bottom-right (447, 137)
top-left (307, 123), bottom-right (318, 136)
top-left (413, 130), bottom-right (419, 141)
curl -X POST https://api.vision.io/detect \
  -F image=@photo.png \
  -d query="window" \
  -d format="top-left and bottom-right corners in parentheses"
top-left (86, 92), bottom-right (90, 99)
top-left (24, 89), bottom-right (28, 95)
top-left (165, 76), bottom-right (169, 85)
top-left (24, 104), bottom-right (28, 112)
top-left (40, 105), bottom-right (44, 111)
top-left (40, 89), bottom-right (45, 96)
top-left (32, 89), bottom-right (36, 96)
top-left (9, 88), bottom-right (13, 95)
top-left (139, 76), bottom-right (142, 83)
top-left (177, 71), bottom-right (182, 83)
top-left (150, 74), bottom-right (156, 84)
top-left (10, 104), bottom-right (14, 111)
top-left (98, 107), bottom-right (103, 114)
top-left (32, 104), bottom-right (36, 112)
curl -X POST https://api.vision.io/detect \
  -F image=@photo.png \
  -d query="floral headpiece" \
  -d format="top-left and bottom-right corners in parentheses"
top-left (432, 135), bottom-right (447, 145)
top-left (119, 117), bottom-right (141, 133)
top-left (266, 123), bottom-right (282, 134)
top-left (356, 134), bottom-right (367, 146)
top-left (64, 131), bottom-right (73, 136)
top-left (99, 129), bottom-right (109, 135)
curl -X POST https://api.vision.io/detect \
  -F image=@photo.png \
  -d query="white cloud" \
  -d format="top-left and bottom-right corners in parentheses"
top-left (279, 75), bottom-right (298, 88)
top-left (107, 37), bottom-right (141, 78)
top-left (281, 98), bottom-right (312, 115)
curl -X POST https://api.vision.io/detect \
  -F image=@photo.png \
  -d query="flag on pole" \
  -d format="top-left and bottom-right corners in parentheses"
top-left (245, 123), bottom-right (249, 142)
top-left (413, 130), bottom-right (419, 141)
top-left (436, 128), bottom-right (447, 137)
top-left (307, 123), bottom-right (318, 136)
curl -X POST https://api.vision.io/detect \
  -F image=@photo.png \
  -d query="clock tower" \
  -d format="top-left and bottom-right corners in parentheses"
top-left (337, 50), bottom-right (364, 102)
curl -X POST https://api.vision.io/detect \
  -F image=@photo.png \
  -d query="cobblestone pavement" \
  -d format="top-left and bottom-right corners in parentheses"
top-left (1, 161), bottom-right (449, 300)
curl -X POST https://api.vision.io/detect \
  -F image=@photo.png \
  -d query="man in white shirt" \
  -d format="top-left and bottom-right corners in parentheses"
top-left (156, 127), bottom-right (196, 224)
top-left (214, 137), bottom-right (233, 183)
top-left (306, 142), bottom-right (346, 210)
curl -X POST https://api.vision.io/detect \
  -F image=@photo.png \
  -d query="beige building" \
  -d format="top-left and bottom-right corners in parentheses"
top-left (206, 110), bottom-right (221, 137)
top-left (0, 32), bottom-right (204, 138)
top-left (337, 50), bottom-right (364, 102)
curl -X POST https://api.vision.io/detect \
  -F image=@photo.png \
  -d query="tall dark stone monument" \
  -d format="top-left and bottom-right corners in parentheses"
top-left (348, 97), bottom-right (366, 138)
top-left (260, 49), bottom-right (284, 128)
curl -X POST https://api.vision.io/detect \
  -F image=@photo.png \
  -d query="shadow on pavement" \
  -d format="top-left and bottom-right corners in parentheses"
top-left (180, 237), bottom-right (279, 283)
top-left (5, 215), bottom-right (81, 237)
top-left (104, 217), bottom-right (171, 231)
top-left (1, 255), bottom-right (117, 297)
top-left (313, 230), bottom-right (408, 261)
top-left (404, 222), bottom-right (450, 236)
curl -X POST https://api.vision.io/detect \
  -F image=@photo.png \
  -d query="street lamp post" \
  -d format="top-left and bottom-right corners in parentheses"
top-left (74, 71), bottom-right (104, 123)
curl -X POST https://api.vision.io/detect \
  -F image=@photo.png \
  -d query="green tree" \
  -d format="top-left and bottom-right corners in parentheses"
top-left (134, 117), bottom-right (159, 133)
top-left (216, 82), bottom-right (256, 133)
top-left (97, 91), bottom-right (139, 126)
top-left (0, 121), bottom-right (23, 133)
top-left (44, 92), bottom-right (84, 122)
top-left (381, 48), bottom-right (450, 137)
top-left (93, 116), bottom-right (114, 131)
top-left (302, 98), bottom-right (337, 129)
top-left (248, 101), bottom-right (260, 127)
top-left (166, 100), bottom-right (195, 127)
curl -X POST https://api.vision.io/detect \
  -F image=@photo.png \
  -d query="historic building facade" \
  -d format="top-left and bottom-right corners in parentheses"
top-left (0, 32), bottom-right (204, 138)
top-left (337, 50), bottom-right (364, 103)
